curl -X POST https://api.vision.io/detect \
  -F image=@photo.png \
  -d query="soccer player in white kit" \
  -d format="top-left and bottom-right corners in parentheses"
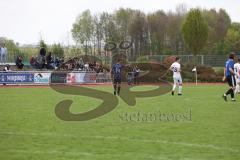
top-left (170, 57), bottom-right (182, 96)
top-left (234, 58), bottom-right (240, 94)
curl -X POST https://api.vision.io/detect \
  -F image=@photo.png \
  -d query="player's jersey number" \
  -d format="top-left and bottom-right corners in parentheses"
top-left (172, 67), bottom-right (178, 72)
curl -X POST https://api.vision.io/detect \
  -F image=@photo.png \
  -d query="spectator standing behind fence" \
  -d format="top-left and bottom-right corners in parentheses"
top-left (0, 43), bottom-right (8, 64)
top-left (30, 56), bottom-right (36, 68)
top-left (55, 57), bottom-right (60, 69)
top-left (39, 47), bottom-right (46, 69)
top-left (77, 58), bottom-right (84, 70)
top-left (40, 47), bottom-right (46, 57)
top-left (84, 62), bottom-right (89, 71)
top-left (46, 52), bottom-right (54, 69)
top-left (15, 56), bottom-right (24, 69)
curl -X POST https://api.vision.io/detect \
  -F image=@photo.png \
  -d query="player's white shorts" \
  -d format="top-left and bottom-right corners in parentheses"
top-left (173, 76), bottom-right (182, 85)
top-left (235, 76), bottom-right (240, 84)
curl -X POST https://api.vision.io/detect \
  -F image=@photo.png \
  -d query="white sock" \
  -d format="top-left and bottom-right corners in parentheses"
top-left (172, 84), bottom-right (176, 91)
top-left (179, 85), bottom-right (182, 94)
top-left (235, 85), bottom-right (239, 94)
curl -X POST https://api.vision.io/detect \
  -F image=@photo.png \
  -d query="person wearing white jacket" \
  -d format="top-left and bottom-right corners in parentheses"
top-left (0, 44), bottom-right (7, 64)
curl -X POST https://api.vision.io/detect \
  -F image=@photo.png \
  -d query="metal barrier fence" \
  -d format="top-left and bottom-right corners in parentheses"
top-left (145, 55), bottom-right (231, 67)
top-left (2, 54), bottom-right (235, 67)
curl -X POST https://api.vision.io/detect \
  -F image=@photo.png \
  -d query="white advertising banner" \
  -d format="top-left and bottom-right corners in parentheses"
top-left (34, 72), bottom-right (51, 84)
top-left (67, 72), bottom-right (97, 84)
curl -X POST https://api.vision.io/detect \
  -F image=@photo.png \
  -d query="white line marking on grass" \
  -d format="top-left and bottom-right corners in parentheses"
top-left (1, 131), bottom-right (239, 153)
top-left (6, 149), bottom-right (93, 156)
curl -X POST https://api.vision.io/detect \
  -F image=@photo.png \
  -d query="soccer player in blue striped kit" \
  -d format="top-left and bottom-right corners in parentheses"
top-left (223, 53), bottom-right (236, 101)
top-left (111, 59), bottom-right (124, 95)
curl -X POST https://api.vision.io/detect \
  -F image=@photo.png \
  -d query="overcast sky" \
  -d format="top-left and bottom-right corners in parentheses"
top-left (0, 0), bottom-right (239, 45)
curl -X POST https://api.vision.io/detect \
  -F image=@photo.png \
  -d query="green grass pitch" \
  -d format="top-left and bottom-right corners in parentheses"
top-left (0, 85), bottom-right (240, 160)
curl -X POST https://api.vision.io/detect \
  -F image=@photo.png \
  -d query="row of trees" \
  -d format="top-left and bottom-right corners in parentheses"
top-left (71, 6), bottom-right (240, 60)
top-left (2, 6), bottom-right (240, 63)
top-left (39, 40), bottom-right (64, 58)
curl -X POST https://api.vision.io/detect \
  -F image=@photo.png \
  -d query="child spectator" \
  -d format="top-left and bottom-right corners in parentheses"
top-left (3, 64), bottom-right (11, 85)
top-left (3, 64), bottom-right (11, 71)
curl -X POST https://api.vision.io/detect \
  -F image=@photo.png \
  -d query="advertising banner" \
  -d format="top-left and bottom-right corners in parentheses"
top-left (82, 72), bottom-right (97, 83)
top-left (0, 72), bottom-right (34, 83)
top-left (66, 73), bottom-right (77, 83)
top-left (67, 72), bottom-right (97, 84)
top-left (34, 72), bottom-right (51, 84)
top-left (50, 72), bottom-right (67, 84)
top-left (0, 71), bottom-right (98, 85)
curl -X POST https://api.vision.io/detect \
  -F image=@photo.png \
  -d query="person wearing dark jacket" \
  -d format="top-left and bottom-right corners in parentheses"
top-left (30, 56), bottom-right (36, 68)
top-left (15, 56), bottom-right (24, 69)
top-left (40, 48), bottom-right (46, 57)
top-left (46, 52), bottom-right (54, 69)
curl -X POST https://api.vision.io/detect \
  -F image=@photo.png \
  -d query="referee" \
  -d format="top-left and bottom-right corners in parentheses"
top-left (223, 53), bottom-right (236, 101)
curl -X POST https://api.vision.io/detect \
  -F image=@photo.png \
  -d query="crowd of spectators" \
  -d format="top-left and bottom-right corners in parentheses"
top-left (29, 54), bottom-right (64, 70)
top-left (61, 57), bottom-right (105, 73)
top-left (3, 47), bottom-right (106, 74)
top-left (29, 48), bottom-right (64, 70)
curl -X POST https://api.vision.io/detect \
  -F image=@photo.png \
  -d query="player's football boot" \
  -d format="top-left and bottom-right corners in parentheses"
top-left (222, 94), bottom-right (227, 101)
top-left (171, 91), bottom-right (174, 95)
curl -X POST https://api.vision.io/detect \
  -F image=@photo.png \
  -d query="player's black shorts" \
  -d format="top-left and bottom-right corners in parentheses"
top-left (113, 77), bottom-right (121, 84)
top-left (226, 75), bottom-right (236, 87)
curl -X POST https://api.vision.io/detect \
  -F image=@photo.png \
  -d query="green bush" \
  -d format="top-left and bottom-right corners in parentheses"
top-left (180, 64), bottom-right (223, 82)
